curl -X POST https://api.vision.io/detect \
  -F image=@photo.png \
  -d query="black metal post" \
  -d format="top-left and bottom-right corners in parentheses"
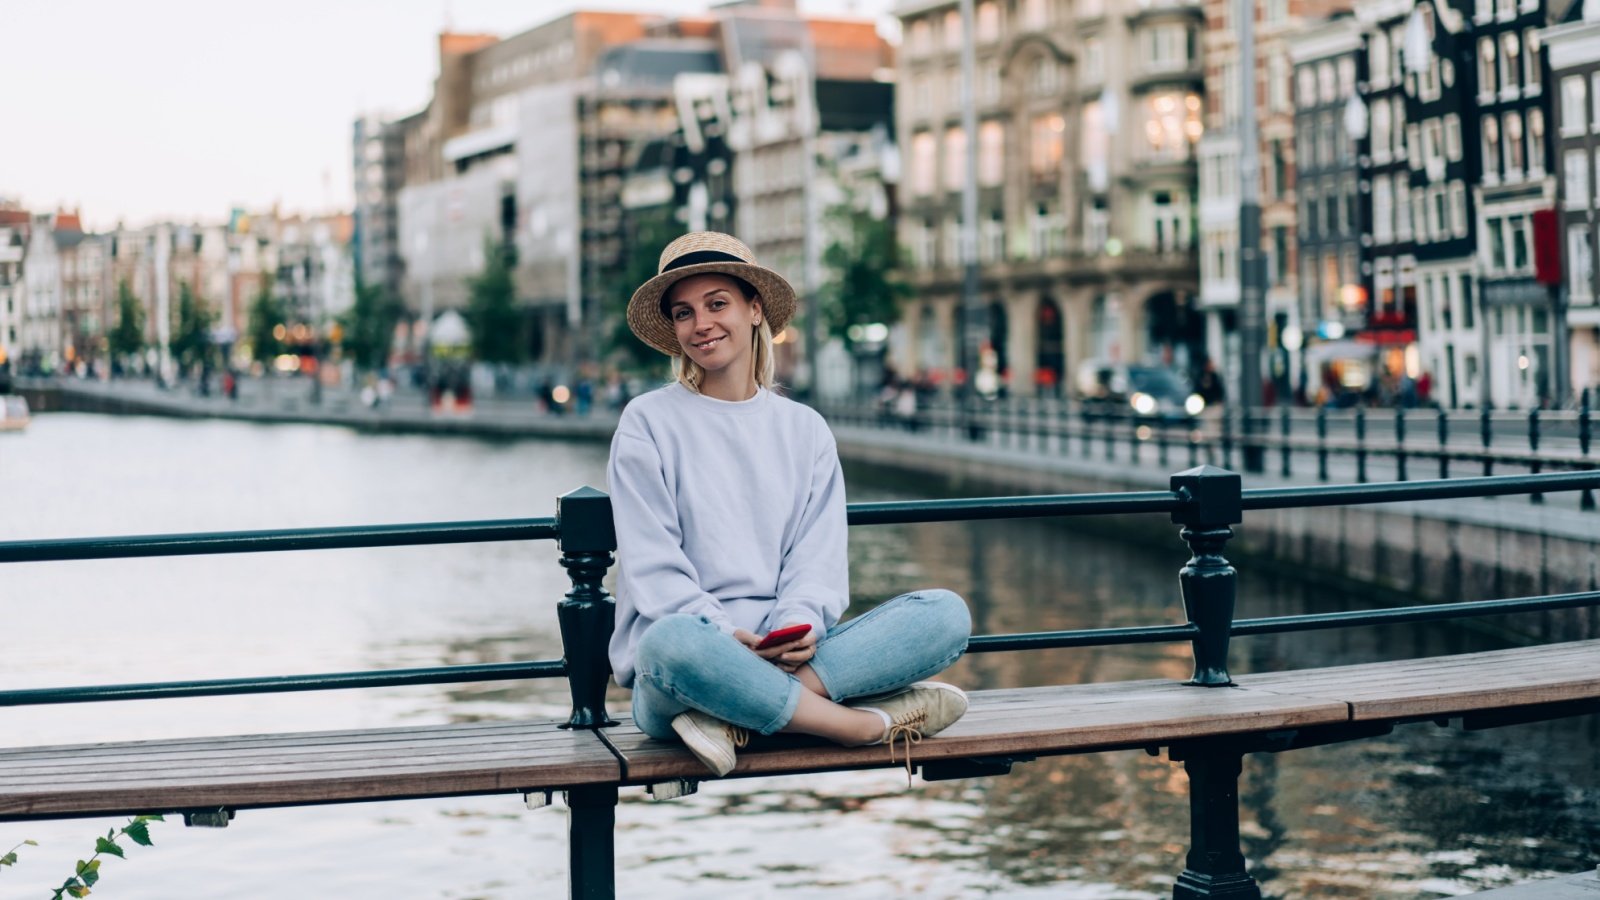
top-left (1437, 409), bottom-right (1449, 480)
top-left (1394, 408), bottom-right (1407, 482)
top-left (1529, 409), bottom-right (1543, 505)
top-left (1171, 465), bottom-right (1242, 687)
top-left (1279, 407), bottom-right (1291, 478)
top-left (1172, 744), bottom-right (1262, 899)
top-left (1355, 407), bottom-right (1367, 484)
top-left (567, 784), bottom-right (618, 900)
top-left (1481, 407), bottom-right (1494, 476)
top-left (556, 487), bottom-right (619, 730)
top-left (1316, 406), bottom-right (1328, 482)
top-left (1581, 389), bottom-right (1595, 511)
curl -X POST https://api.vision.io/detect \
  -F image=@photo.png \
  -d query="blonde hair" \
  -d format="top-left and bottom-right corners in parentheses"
top-left (665, 277), bottom-right (778, 395)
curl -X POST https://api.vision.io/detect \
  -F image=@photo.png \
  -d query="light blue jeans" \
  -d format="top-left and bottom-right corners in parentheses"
top-left (630, 589), bottom-right (972, 740)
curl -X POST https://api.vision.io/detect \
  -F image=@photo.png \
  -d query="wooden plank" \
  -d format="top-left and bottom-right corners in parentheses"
top-left (0, 721), bottom-right (619, 819)
top-left (609, 679), bottom-right (1350, 783)
top-left (1236, 640), bottom-right (1600, 720)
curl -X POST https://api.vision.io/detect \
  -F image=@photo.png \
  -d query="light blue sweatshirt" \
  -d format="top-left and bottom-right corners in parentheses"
top-left (605, 383), bottom-right (850, 688)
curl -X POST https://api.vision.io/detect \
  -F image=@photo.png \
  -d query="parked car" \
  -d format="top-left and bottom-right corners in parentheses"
top-left (1075, 361), bottom-right (1206, 421)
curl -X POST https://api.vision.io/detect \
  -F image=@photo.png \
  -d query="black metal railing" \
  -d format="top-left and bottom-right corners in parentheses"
top-left (5, 467), bottom-right (1600, 899)
top-left (823, 389), bottom-right (1600, 499)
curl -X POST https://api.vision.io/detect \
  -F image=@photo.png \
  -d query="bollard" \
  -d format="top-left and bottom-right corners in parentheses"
top-left (1355, 407), bottom-right (1368, 484)
top-left (1438, 409), bottom-right (1450, 480)
top-left (1481, 406), bottom-right (1494, 476)
top-left (1529, 409), bottom-right (1543, 505)
top-left (1317, 406), bottom-right (1329, 482)
top-left (1395, 407), bottom-right (1408, 482)
top-left (1582, 389), bottom-right (1595, 511)
top-left (1172, 743), bottom-right (1262, 900)
top-left (1280, 407), bottom-right (1291, 478)
top-left (556, 486), bottom-right (619, 730)
top-left (1171, 465), bottom-right (1242, 687)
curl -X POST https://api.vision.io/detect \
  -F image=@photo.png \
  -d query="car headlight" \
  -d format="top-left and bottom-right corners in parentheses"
top-left (1185, 394), bottom-right (1205, 416)
top-left (1131, 392), bottom-right (1156, 415)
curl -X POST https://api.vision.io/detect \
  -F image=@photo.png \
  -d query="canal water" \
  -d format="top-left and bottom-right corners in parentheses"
top-left (2, 413), bottom-right (1596, 899)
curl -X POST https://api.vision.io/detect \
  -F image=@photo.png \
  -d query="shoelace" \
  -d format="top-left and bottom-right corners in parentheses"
top-left (727, 723), bottom-right (750, 750)
top-left (884, 709), bottom-right (928, 786)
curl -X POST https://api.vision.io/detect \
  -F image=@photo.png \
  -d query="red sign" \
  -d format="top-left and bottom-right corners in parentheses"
top-left (1533, 208), bottom-right (1562, 286)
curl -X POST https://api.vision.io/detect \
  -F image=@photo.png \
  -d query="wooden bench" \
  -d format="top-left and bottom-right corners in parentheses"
top-left (6, 639), bottom-right (1597, 822)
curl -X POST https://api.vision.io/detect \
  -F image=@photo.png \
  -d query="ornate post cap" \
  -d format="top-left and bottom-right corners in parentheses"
top-left (556, 486), bottom-right (616, 554)
top-left (1170, 466), bottom-right (1242, 527)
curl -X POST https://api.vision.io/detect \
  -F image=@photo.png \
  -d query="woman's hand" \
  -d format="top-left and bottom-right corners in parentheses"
top-left (734, 626), bottom-right (819, 673)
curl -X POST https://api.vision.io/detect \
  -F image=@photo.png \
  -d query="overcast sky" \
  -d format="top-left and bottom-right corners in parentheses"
top-left (2, 0), bottom-right (891, 232)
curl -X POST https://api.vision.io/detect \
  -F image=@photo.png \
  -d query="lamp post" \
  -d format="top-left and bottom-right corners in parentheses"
top-left (1235, 0), bottom-right (1266, 472)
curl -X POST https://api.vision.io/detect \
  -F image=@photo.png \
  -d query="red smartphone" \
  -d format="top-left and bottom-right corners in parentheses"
top-left (754, 623), bottom-right (812, 650)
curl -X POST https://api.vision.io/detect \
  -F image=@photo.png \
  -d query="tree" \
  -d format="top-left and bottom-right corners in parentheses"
top-left (820, 202), bottom-right (913, 349)
top-left (463, 240), bottom-right (524, 364)
top-left (168, 280), bottom-right (215, 375)
top-left (604, 206), bottom-right (678, 372)
top-left (246, 275), bottom-right (286, 365)
top-left (109, 279), bottom-right (145, 366)
top-left (340, 275), bottom-right (402, 372)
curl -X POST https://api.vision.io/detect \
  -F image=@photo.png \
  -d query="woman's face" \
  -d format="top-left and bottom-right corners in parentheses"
top-left (666, 273), bottom-right (763, 377)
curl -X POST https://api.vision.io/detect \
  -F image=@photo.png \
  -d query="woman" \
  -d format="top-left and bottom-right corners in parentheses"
top-left (607, 232), bottom-right (973, 778)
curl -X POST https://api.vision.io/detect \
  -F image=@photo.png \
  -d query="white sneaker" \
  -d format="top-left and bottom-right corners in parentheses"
top-left (670, 710), bottom-right (749, 777)
top-left (848, 681), bottom-right (969, 781)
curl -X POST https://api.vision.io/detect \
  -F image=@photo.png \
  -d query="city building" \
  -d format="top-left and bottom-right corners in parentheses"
top-left (20, 213), bottom-right (61, 373)
top-left (1289, 15), bottom-right (1368, 403)
top-left (893, 0), bottom-right (1203, 399)
top-left (0, 207), bottom-right (29, 369)
top-left (1543, 2), bottom-right (1600, 397)
top-left (351, 116), bottom-right (407, 300)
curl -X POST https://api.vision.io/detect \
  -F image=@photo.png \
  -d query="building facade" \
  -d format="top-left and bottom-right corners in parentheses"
top-left (1544, 4), bottom-right (1600, 396)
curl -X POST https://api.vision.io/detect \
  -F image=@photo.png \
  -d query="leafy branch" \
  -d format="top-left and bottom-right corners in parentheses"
top-left (48, 815), bottom-right (163, 899)
top-left (1, 838), bottom-right (38, 870)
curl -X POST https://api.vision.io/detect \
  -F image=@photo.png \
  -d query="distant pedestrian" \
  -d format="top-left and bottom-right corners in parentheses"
top-left (609, 231), bottom-right (972, 779)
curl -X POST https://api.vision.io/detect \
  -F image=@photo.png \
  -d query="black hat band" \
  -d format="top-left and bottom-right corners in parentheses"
top-left (662, 249), bottom-right (746, 272)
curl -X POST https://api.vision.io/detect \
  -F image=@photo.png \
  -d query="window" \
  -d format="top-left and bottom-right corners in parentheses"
top-left (1476, 0), bottom-right (1492, 22)
top-left (1478, 37), bottom-right (1496, 100)
top-left (1431, 188), bottom-right (1447, 241)
top-left (944, 9), bottom-right (962, 50)
top-left (1411, 188), bottom-right (1427, 242)
top-left (1372, 99), bottom-right (1392, 162)
top-left (1146, 24), bottom-right (1192, 73)
top-left (1525, 29), bottom-right (1542, 94)
top-left (1444, 113), bottom-right (1463, 161)
top-left (1569, 226), bottom-right (1594, 299)
top-left (1337, 180), bottom-right (1351, 234)
top-left (978, 121), bottom-right (1004, 186)
top-left (1393, 97), bottom-right (1407, 159)
top-left (1272, 226), bottom-right (1289, 286)
top-left (1449, 182), bottom-right (1468, 237)
top-left (1081, 101), bottom-right (1107, 190)
top-left (911, 131), bottom-right (936, 195)
top-left (1498, 0), bottom-right (1515, 18)
top-left (1319, 115), bottom-right (1336, 167)
top-left (1319, 61), bottom-right (1337, 103)
top-left (1529, 108), bottom-right (1545, 174)
top-left (1397, 177), bottom-right (1414, 240)
top-left (1324, 178), bottom-right (1338, 235)
top-left (943, 126), bottom-right (965, 191)
top-left (1298, 67), bottom-right (1317, 106)
top-left (1083, 37), bottom-right (1104, 84)
top-left (1483, 114), bottom-right (1501, 180)
top-left (1511, 215), bottom-right (1531, 270)
top-left (1423, 119), bottom-right (1444, 170)
top-left (1030, 115), bottom-right (1064, 175)
top-left (978, 60), bottom-right (1002, 106)
top-left (1462, 274), bottom-right (1476, 328)
top-left (1021, 0), bottom-right (1047, 30)
top-left (1566, 149), bottom-right (1590, 208)
top-left (1271, 140), bottom-right (1288, 198)
top-left (1373, 175), bottom-right (1394, 242)
top-left (1505, 112), bottom-right (1525, 176)
top-left (1030, 56), bottom-right (1059, 96)
top-left (1562, 75), bottom-right (1586, 136)
top-left (976, 1), bottom-right (1000, 42)
top-left (980, 210), bottom-right (1005, 262)
top-left (1500, 33), bottom-right (1521, 96)
top-left (1141, 92), bottom-right (1202, 161)
top-left (1370, 31), bottom-right (1391, 88)
top-left (1339, 58), bottom-right (1356, 97)
top-left (1269, 55), bottom-right (1289, 113)
top-left (1593, 73), bottom-right (1600, 132)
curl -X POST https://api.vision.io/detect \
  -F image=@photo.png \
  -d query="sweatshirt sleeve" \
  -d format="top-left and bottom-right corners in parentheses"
top-left (769, 428), bottom-right (850, 635)
top-left (609, 429), bottom-right (736, 633)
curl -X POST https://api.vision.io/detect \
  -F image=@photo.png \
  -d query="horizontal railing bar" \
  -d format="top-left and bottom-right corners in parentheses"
top-left (0, 660), bottom-right (568, 706)
top-left (1231, 590), bottom-right (1600, 636)
top-left (0, 518), bottom-right (561, 564)
top-left (848, 491), bottom-right (1181, 525)
top-left (1241, 470), bottom-right (1600, 509)
top-left (968, 622), bottom-right (1200, 652)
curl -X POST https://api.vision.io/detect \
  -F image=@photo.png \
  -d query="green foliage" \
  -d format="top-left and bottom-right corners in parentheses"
top-left (109, 280), bottom-right (145, 361)
top-left (340, 274), bottom-right (403, 372)
top-left (604, 207), bottom-right (677, 372)
top-left (0, 815), bottom-right (165, 899)
top-left (463, 240), bottom-right (525, 364)
top-left (246, 274), bottom-right (286, 365)
top-left (1, 838), bottom-right (38, 870)
top-left (819, 202), bottom-right (912, 349)
top-left (169, 280), bottom-right (215, 374)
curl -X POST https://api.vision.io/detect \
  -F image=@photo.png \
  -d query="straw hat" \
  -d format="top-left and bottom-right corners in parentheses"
top-left (626, 232), bottom-right (798, 357)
